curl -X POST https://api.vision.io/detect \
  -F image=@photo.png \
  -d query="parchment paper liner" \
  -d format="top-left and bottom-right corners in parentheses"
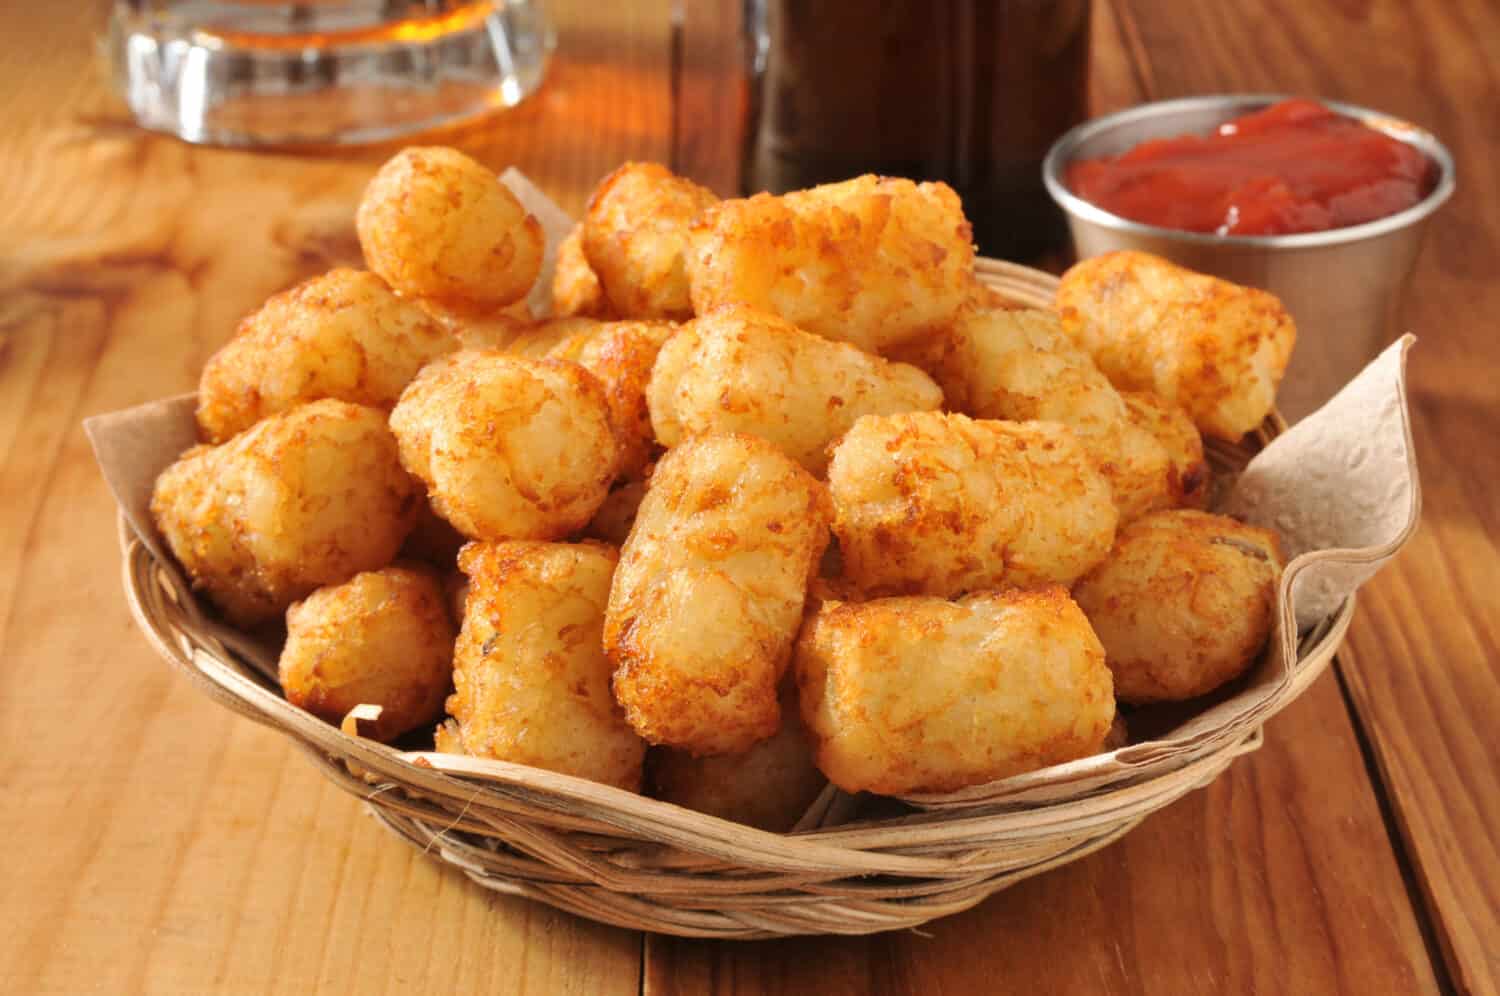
top-left (84, 171), bottom-right (1421, 818)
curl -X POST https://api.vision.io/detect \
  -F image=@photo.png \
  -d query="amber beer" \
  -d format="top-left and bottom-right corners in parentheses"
top-left (187, 1), bottom-right (499, 50)
top-left (108, 0), bottom-right (552, 146)
top-left (742, 0), bottom-right (1091, 260)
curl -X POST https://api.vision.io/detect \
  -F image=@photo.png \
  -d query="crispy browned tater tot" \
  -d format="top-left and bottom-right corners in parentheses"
top-left (896, 306), bottom-right (1181, 523)
top-left (1073, 510), bottom-right (1283, 703)
top-left (686, 175), bottom-right (974, 354)
top-left (416, 297), bottom-right (531, 352)
top-left (648, 305), bottom-right (943, 475)
top-left (550, 320), bottom-right (677, 478)
top-left (444, 540), bottom-right (645, 790)
top-left (280, 565), bottom-right (455, 743)
top-left (1056, 251), bottom-right (1296, 440)
top-left (795, 587), bottom-right (1115, 795)
top-left (196, 268), bottom-right (457, 443)
top-left (505, 316), bottom-right (604, 358)
top-left (389, 351), bottom-right (619, 541)
top-left (582, 162), bottom-right (718, 319)
top-left (605, 434), bottom-right (832, 756)
top-left (552, 223), bottom-right (612, 318)
top-left (357, 147), bottom-right (544, 311)
top-left (151, 399), bottom-right (420, 626)
top-left (1119, 390), bottom-right (1211, 509)
top-left (648, 684), bottom-right (825, 831)
top-left (826, 412), bottom-right (1117, 598)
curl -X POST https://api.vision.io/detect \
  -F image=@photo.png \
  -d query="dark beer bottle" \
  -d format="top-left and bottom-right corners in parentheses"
top-left (742, 0), bottom-right (1090, 260)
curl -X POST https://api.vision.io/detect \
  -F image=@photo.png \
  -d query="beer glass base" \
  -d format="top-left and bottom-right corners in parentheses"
top-left (106, 2), bottom-right (554, 147)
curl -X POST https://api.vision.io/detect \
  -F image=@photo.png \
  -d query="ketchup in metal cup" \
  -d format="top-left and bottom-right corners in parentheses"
top-left (1065, 98), bottom-right (1438, 236)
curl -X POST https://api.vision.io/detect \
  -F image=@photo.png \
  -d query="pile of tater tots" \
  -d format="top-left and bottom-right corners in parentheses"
top-left (152, 147), bottom-right (1298, 827)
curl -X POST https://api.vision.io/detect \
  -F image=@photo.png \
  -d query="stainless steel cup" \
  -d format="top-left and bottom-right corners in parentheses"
top-left (1042, 94), bottom-right (1455, 421)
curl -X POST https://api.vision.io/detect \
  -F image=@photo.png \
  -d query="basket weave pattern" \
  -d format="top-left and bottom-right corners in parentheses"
top-left (120, 261), bottom-right (1343, 939)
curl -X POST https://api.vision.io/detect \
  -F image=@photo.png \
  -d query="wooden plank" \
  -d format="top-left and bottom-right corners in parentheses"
top-left (1106, 2), bottom-right (1500, 990)
top-left (0, 1), bottom-right (679, 992)
top-left (644, 678), bottom-right (1440, 995)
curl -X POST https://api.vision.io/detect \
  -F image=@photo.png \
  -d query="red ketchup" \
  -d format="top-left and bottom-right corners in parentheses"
top-left (1065, 98), bottom-right (1436, 235)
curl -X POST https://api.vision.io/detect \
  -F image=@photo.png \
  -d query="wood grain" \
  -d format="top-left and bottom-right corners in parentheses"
top-left (0, 0), bottom-right (1491, 992)
top-left (1107, 2), bottom-right (1500, 990)
top-left (642, 663), bottom-right (1440, 996)
top-left (0, 2), bottom-right (678, 992)
top-left (641, 0), bottom-right (1464, 991)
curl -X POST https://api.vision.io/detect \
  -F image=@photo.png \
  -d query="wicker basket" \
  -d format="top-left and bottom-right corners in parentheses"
top-left (119, 260), bottom-right (1353, 940)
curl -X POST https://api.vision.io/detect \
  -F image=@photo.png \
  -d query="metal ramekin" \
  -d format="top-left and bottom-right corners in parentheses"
top-left (1043, 94), bottom-right (1455, 421)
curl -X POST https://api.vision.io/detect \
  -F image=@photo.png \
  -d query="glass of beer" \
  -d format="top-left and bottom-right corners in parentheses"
top-left (107, 1), bottom-right (554, 147)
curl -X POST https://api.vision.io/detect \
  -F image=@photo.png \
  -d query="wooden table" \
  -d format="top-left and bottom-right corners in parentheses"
top-left (2, 2), bottom-right (1494, 993)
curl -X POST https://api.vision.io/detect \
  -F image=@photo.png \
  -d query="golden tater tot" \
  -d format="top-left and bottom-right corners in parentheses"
top-left (390, 351), bottom-right (618, 541)
top-left (549, 319), bottom-right (677, 477)
top-left (196, 268), bottom-right (456, 444)
top-left (552, 223), bottom-right (611, 318)
top-left (582, 162), bottom-right (718, 319)
top-left (505, 316), bottom-right (604, 357)
top-left (151, 400), bottom-right (419, 627)
top-left (605, 434), bottom-right (832, 756)
top-left (279, 565), bottom-right (455, 742)
top-left (826, 412), bottom-right (1117, 598)
top-left (795, 587), bottom-right (1115, 795)
top-left (433, 718), bottom-right (464, 755)
top-left (443, 541), bottom-right (645, 790)
top-left (417, 297), bottom-right (530, 352)
top-left (1056, 251), bottom-right (1296, 441)
top-left (582, 478), bottom-right (648, 546)
top-left (1073, 510), bottom-right (1283, 704)
top-left (896, 307), bottom-right (1181, 523)
top-left (356, 147), bottom-right (544, 311)
top-left (648, 305), bottom-right (943, 475)
top-left (648, 684), bottom-right (825, 831)
top-left (687, 175), bottom-right (974, 354)
top-left (1119, 391), bottom-right (1210, 509)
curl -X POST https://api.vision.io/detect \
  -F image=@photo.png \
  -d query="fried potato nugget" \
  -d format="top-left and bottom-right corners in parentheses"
top-left (389, 351), bottom-right (619, 541)
top-left (795, 588), bottom-right (1115, 794)
top-left (1119, 391), bottom-right (1210, 509)
top-left (1056, 251), bottom-right (1296, 441)
top-left (357, 147), bottom-right (544, 311)
top-left (151, 400), bottom-right (419, 626)
top-left (1073, 510), bottom-right (1283, 703)
top-left (687, 175), bottom-right (974, 354)
top-left (552, 223), bottom-right (611, 318)
top-left (826, 412), bottom-right (1117, 598)
top-left (648, 305), bottom-right (943, 475)
top-left (549, 319), bottom-right (677, 477)
top-left (583, 162), bottom-right (718, 319)
top-left (648, 685), bottom-right (825, 831)
top-left (444, 541), bottom-right (645, 790)
top-left (505, 316), bottom-right (604, 358)
top-left (605, 434), bottom-right (832, 756)
top-left (418, 298), bottom-right (530, 352)
top-left (279, 565), bottom-right (455, 742)
top-left (898, 306), bottom-right (1188, 522)
top-left (196, 269), bottom-right (457, 443)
